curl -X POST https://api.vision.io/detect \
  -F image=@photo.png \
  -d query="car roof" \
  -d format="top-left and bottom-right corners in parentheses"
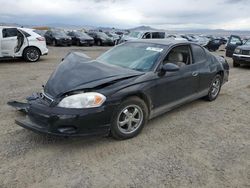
top-left (127, 39), bottom-right (193, 46)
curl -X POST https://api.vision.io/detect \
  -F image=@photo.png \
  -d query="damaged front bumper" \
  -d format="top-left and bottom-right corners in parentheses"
top-left (8, 97), bottom-right (115, 137)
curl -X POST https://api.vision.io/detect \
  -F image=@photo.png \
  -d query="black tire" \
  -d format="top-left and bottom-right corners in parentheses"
top-left (52, 39), bottom-right (57, 46)
top-left (97, 40), bottom-right (102, 46)
top-left (23, 47), bottom-right (40, 62)
top-left (110, 97), bottom-right (148, 140)
top-left (76, 40), bottom-right (81, 46)
top-left (233, 60), bottom-right (240, 67)
top-left (205, 74), bottom-right (222, 101)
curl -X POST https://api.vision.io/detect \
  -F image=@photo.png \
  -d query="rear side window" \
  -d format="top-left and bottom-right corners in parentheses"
top-left (191, 44), bottom-right (207, 63)
top-left (152, 32), bottom-right (165, 39)
top-left (19, 29), bottom-right (31, 37)
top-left (2, 28), bottom-right (18, 38)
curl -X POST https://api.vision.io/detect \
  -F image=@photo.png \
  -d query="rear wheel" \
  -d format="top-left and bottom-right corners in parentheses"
top-left (205, 74), bottom-right (222, 101)
top-left (52, 39), bottom-right (57, 46)
top-left (233, 60), bottom-right (240, 67)
top-left (23, 47), bottom-right (40, 62)
top-left (110, 97), bottom-right (148, 140)
top-left (97, 40), bottom-right (102, 46)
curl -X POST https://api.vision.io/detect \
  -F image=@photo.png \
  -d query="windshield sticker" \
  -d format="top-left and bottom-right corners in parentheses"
top-left (146, 47), bottom-right (163, 52)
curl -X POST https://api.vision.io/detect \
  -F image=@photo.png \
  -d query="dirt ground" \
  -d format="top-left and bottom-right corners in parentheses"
top-left (0, 46), bottom-right (249, 188)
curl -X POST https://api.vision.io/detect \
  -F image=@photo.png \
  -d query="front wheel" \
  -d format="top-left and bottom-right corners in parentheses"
top-left (233, 60), bottom-right (240, 67)
top-left (23, 47), bottom-right (40, 62)
top-left (110, 97), bottom-right (148, 140)
top-left (205, 74), bottom-right (222, 101)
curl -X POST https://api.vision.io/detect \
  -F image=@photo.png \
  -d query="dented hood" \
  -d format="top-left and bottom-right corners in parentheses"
top-left (44, 52), bottom-right (143, 97)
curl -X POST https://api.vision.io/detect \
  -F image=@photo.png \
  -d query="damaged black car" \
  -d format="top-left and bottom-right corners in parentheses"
top-left (8, 40), bottom-right (229, 139)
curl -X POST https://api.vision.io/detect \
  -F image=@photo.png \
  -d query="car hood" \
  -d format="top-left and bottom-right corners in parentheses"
top-left (44, 52), bottom-right (144, 98)
top-left (237, 45), bottom-right (250, 50)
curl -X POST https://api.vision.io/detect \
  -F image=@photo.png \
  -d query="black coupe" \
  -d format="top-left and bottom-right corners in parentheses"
top-left (8, 40), bottom-right (229, 139)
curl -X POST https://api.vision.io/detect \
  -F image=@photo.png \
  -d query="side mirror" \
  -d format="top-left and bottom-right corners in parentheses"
top-left (162, 63), bottom-right (180, 72)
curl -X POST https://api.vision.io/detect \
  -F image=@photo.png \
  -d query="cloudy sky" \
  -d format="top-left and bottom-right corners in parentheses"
top-left (0, 0), bottom-right (250, 30)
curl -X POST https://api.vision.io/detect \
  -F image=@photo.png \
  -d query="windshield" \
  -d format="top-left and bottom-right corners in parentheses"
top-left (53, 30), bottom-right (67, 37)
top-left (97, 32), bottom-right (109, 38)
top-left (74, 32), bottom-right (90, 38)
top-left (245, 39), bottom-right (250, 45)
top-left (128, 31), bottom-right (142, 38)
top-left (97, 43), bottom-right (164, 72)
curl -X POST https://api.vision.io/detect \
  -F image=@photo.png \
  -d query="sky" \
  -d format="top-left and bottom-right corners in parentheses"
top-left (0, 0), bottom-right (250, 30)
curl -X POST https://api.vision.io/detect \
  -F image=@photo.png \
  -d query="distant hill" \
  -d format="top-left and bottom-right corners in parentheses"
top-left (129, 25), bottom-right (158, 31)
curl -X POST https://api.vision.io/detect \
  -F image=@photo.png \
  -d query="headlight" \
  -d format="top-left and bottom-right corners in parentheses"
top-left (58, 92), bottom-right (106, 109)
top-left (234, 48), bottom-right (241, 54)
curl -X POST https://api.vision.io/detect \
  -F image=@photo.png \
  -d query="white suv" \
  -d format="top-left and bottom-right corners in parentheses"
top-left (0, 26), bottom-right (48, 62)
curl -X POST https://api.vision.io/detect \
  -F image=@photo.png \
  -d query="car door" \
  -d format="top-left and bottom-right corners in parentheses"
top-left (151, 45), bottom-right (200, 116)
top-left (226, 35), bottom-right (242, 57)
top-left (14, 29), bottom-right (29, 56)
top-left (1, 28), bottom-right (18, 57)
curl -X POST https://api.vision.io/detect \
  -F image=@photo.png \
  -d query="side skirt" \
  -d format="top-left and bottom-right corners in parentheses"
top-left (149, 90), bottom-right (208, 119)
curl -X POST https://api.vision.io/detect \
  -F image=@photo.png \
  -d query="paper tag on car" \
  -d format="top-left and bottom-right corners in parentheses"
top-left (146, 47), bottom-right (163, 52)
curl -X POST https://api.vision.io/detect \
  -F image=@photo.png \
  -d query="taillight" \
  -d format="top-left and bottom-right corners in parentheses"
top-left (36, 37), bottom-right (45, 41)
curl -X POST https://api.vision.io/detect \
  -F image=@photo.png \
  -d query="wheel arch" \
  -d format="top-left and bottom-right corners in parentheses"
top-left (121, 92), bottom-right (152, 115)
top-left (22, 46), bottom-right (41, 57)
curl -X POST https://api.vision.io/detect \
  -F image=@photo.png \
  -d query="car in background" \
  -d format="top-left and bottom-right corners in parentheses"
top-left (225, 35), bottom-right (244, 57)
top-left (232, 39), bottom-right (250, 67)
top-left (0, 26), bottom-right (48, 62)
top-left (67, 31), bottom-right (94, 46)
top-left (87, 31), bottom-right (114, 46)
top-left (44, 30), bottom-right (72, 46)
top-left (33, 30), bottom-right (47, 37)
top-left (119, 31), bottom-right (166, 43)
top-left (165, 34), bottom-right (188, 41)
top-left (8, 40), bottom-right (229, 139)
top-left (204, 38), bottom-right (222, 51)
top-left (105, 31), bottom-right (120, 45)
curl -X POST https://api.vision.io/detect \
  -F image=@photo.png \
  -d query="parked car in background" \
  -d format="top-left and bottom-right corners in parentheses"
top-left (67, 31), bottom-right (94, 46)
top-left (119, 31), bottom-right (166, 43)
top-left (165, 34), bottom-right (188, 41)
top-left (0, 26), bottom-right (48, 62)
top-left (105, 31), bottom-right (120, 44)
top-left (34, 30), bottom-right (47, 37)
top-left (226, 35), bottom-right (243, 57)
top-left (232, 39), bottom-right (250, 67)
top-left (204, 38), bottom-right (222, 51)
top-left (44, 30), bottom-right (72, 46)
top-left (8, 40), bottom-right (229, 139)
top-left (87, 31), bottom-right (114, 46)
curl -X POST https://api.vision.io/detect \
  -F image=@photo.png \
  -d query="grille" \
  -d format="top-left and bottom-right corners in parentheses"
top-left (242, 50), bottom-right (250, 55)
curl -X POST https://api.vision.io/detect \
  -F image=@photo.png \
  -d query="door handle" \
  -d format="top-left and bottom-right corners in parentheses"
top-left (192, 72), bottom-right (199, 77)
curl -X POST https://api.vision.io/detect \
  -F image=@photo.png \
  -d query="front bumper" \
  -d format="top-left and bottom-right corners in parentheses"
top-left (56, 39), bottom-right (72, 46)
top-left (233, 54), bottom-right (250, 64)
top-left (13, 100), bottom-right (115, 137)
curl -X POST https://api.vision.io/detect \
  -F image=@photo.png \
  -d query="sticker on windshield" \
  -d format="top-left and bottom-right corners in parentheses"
top-left (146, 47), bottom-right (163, 52)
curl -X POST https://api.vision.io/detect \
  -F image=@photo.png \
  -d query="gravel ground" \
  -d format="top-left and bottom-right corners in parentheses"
top-left (0, 46), bottom-right (249, 188)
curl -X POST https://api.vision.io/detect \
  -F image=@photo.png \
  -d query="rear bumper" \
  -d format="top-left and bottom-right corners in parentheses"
top-left (233, 54), bottom-right (250, 64)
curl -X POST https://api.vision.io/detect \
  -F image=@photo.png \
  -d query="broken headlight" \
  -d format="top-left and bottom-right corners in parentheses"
top-left (58, 92), bottom-right (106, 109)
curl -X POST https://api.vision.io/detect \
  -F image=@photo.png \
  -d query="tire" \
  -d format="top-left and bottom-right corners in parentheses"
top-left (76, 40), bottom-right (80, 46)
top-left (23, 47), bottom-right (40, 62)
top-left (52, 39), bottom-right (57, 46)
top-left (205, 74), bottom-right (222, 101)
top-left (110, 97), bottom-right (148, 140)
top-left (233, 60), bottom-right (240, 67)
top-left (97, 40), bottom-right (102, 46)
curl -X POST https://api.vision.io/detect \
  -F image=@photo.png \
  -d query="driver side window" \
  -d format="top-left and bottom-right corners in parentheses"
top-left (163, 45), bottom-right (192, 68)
